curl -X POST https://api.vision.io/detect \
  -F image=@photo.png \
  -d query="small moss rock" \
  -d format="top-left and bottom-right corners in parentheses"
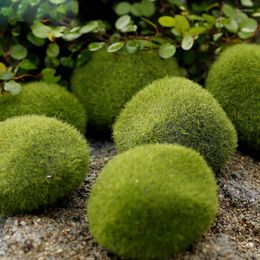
top-left (0, 115), bottom-right (89, 215)
top-left (113, 76), bottom-right (237, 171)
top-left (206, 44), bottom-right (260, 151)
top-left (71, 49), bottom-right (183, 130)
top-left (0, 82), bottom-right (86, 133)
top-left (87, 144), bottom-right (218, 259)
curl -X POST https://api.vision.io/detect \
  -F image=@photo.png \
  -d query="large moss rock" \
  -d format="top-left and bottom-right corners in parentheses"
top-left (0, 82), bottom-right (86, 133)
top-left (71, 49), bottom-right (183, 130)
top-left (206, 44), bottom-right (260, 152)
top-left (87, 144), bottom-right (218, 259)
top-left (113, 77), bottom-right (237, 171)
top-left (0, 115), bottom-right (89, 215)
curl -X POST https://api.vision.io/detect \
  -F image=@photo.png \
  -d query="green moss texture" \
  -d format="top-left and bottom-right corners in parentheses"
top-left (113, 77), bottom-right (237, 171)
top-left (87, 144), bottom-right (218, 259)
top-left (206, 44), bottom-right (260, 151)
top-left (0, 115), bottom-right (89, 215)
top-left (71, 49), bottom-right (183, 130)
top-left (0, 82), bottom-right (86, 133)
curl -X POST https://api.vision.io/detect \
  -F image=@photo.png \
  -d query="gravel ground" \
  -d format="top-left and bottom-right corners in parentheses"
top-left (0, 141), bottom-right (259, 260)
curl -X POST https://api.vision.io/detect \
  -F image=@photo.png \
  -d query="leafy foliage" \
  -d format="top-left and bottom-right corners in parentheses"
top-left (113, 76), bottom-right (237, 171)
top-left (0, 115), bottom-right (89, 215)
top-left (0, 0), bottom-right (259, 94)
top-left (88, 144), bottom-right (218, 259)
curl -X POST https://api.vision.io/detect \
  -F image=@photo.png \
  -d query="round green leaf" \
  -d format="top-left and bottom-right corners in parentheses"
top-left (27, 32), bottom-right (45, 46)
top-left (115, 2), bottom-right (132, 15)
top-left (224, 19), bottom-right (239, 33)
top-left (181, 35), bottom-right (194, 50)
top-left (4, 80), bottom-right (22, 95)
top-left (0, 71), bottom-right (14, 81)
top-left (175, 15), bottom-right (190, 34)
top-left (19, 59), bottom-right (37, 70)
top-left (88, 42), bottom-right (105, 51)
top-left (31, 22), bottom-right (52, 39)
top-left (80, 21), bottom-right (98, 34)
top-left (158, 16), bottom-right (175, 27)
top-left (126, 40), bottom-right (139, 54)
top-left (159, 43), bottom-right (176, 59)
top-left (241, 0), bottom-right (253, 7)
top-left (47, 43), bottom-right (60, 58)
top-left (115, 15), bottom-right (131, 30)
top-left (49, 0), bottom-right (66, 4)
top-left (223, 4), bottom-right (236, 19)
top-left (140, 0), bottom-right (156, 17)
top-left (0, 63), bottom-right (7, 74)
top-left (240, 18), bottom-right (257, 33)
top-left (10, 44), bottom-right (28, 60)
top-left (42, 68), bottom-right (60, 83)
top-left (107, 42), bottom-right (124, 53)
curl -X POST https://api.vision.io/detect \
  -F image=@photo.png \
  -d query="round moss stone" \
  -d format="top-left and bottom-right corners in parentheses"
top-left (0, 82), bottom-right (86, 133)
top-left (87, 144), bottom-right (218, 259)
top-left (206, 44), bottom-right (260, 151)
top-left (71, 49), bottom-right (183, 130)
top-left (0, 115), bottom-right (89, 215)
top-left (113, 76), bottom-right (237, 171)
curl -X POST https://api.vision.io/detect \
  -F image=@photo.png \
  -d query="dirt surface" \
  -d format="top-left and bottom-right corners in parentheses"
top-left (0, 141), bottom-right (259, 260)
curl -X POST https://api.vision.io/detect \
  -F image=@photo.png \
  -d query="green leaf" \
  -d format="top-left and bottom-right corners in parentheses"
top-left (213, 33), bottom-right (223, 41)
top-left (88, 42), bottom-right (105, 51)
top-left (60, 57), bottom-right (74, 68)
top-left (238, 31), bottom-right (254, 39)
top-left (140, 0), bottom-right (155, 17)
top-left (49, 0), bottom-right (66, 3)
top-left (107, 42), bottom-right (124, 53)
top-left (240, 18), bottom-right (257, 33)
top-left (19, 59), bottom-right (37, 70)
top-left (10, 44), bottom-right (28, 60)
top-left (31, 22), bottom-right (52, 39)
top-left (159, 43), bottom-right (176, 59)
top-left (188, 27), bottom-right (206, 36)
top-left (120, 24), bottom-right (137, 33)
top-left (4, 81), bottom-right (22, 95)
top-left (115, 2), bottom-right (132, 15)
top-left (115, 15), bottom-right (131, 30)
top-left (0, 71), bottom-right (14, 81)
top-left (224, 19), bottom-right (239, 33)
top-left (42, 68), bottom-right (60, 83)
top-left (202, 14), bottom-right (216, 25)
top-left (158, 16), bottom-right (175, 27)
top-left (47, 43), bottom-right (60, 58)
top-left (174, 15), bottom-right (190, 34)
top-left (80, 21), bottom-right (98, 34)
top-left (126, 40), bottom-right (139, 54)
top-left (223, 4), bottom-right (236, 19)
top-left (27, 32), bottom-right (45, 46)
top-left (240, 0), bottom-right (253, 7)
top-left (181, 35), bottom-right (194, 50)
top-left (0, 63), bottom-right (7, 74)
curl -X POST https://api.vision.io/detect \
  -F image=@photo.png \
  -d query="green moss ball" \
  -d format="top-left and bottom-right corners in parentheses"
top-left (0, 115), bottom-right (89, 215)
top-left (0, 82), bottom-right (86, 133)
top-left (113, 77), bottom-right (237, 171)
top-left (87, 144), bottom-right (218, 259)
top-left (71, 49), bottom-right (183, 130)
top-left (206, 44), bottom-right (260, 151)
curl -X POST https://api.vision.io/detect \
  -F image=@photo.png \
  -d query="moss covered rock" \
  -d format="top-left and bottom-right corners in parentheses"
top-left (0, 82), bottom-right (86, 133)
top-left (87, 144), bottom-right (218, 259)
top-left (71, 49), bottom-right (183, 130)
top-left (206, 44), bottom-right (260, 152)
top-left (113, 77), bottom-right (237, 171)
top-left (0, 115), bottom-right (89, 215)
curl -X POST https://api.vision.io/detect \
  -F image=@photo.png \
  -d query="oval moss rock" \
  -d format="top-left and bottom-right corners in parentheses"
top-left (0, 82), bottom-right (86, 133)
top-left (113, 76), bottom-right (237, 171)
top-left (71, 49), bottom-right (183, 130)
top-left (206, 44), bottom-right (260, 152)
top-left (87, 144), bottom-right (218, 259)
top-left (0, 115), bottom-right (89, 215)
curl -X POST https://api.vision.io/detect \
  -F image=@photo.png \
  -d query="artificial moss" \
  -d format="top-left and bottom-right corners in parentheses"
top-left (0, 82), bottom-right (86, 133)
top-left (206, 44), bottom-right (260, 152)
top-left (71, 49), bottom-right (183, 130)
top-left (0, 115), bottom-right (89, 215)
top-left (113, 77), bottom-right (237, 171)
top-left (87, 144), bottom-right (218, 259)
